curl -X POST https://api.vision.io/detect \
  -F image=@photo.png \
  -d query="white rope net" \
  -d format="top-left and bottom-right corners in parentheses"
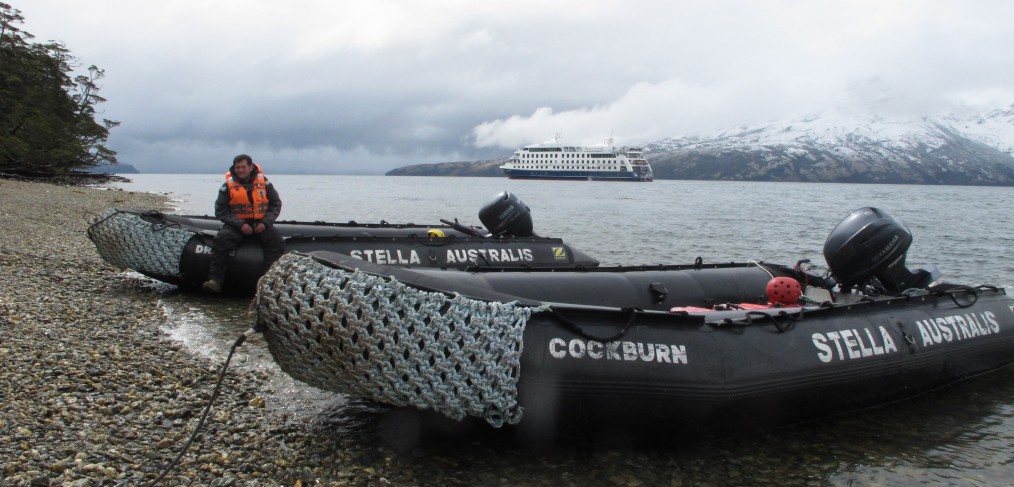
top-left (88, 209), bottom-right (193, 278)
top-left (255, 253), bottom-right (547, 427)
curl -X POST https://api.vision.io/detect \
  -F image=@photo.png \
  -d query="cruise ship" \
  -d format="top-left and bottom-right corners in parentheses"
top-left (499, 137), bottom-right (654, 181)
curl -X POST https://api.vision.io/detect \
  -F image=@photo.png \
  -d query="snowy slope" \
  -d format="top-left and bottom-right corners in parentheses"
top-left (939, 105), bottom-right (1014, 155)
top-left (644, 105), bottom-right (1014, 186)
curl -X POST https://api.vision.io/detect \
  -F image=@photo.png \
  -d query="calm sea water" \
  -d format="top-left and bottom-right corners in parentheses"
top-left (110, 174), bottom-right (1014, 485)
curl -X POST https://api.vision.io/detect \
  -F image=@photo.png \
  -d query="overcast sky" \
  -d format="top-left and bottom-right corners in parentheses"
top-left (18, 1), bottom-right (1014, 174)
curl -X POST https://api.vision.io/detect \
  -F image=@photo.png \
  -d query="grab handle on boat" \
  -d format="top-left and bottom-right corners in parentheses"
top-left (548, 307), bottom-right (641, 342)
top-left (744, 309), bottom-right (803, 333)
top-left (941, 286), bottom-right (979, 308)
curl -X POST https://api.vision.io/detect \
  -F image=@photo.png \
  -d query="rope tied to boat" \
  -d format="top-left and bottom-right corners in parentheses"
top-left (254, 253), bottom-right (549, 427)
top-left (938, 285), bottom-right (980, 308)
top-left (87, 209), bottom-right (194, 278)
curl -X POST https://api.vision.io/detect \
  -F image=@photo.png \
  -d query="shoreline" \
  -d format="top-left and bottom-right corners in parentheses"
top-left (0, 179), bottom-right (425, 486)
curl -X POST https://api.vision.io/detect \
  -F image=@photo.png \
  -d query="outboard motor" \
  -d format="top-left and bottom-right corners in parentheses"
top-left (478, 191), bottom-right (534, 237)
top-left (823, 207), bottom-right (939, 294)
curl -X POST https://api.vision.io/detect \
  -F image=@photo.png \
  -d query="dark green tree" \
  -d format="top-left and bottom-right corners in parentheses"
top-left (0, 2), bottom-right (118, 176)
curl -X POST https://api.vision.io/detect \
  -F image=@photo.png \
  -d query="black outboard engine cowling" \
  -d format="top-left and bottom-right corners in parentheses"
top-left (823, 207), bottom-right (938, 294)
top-left (479, 191), bottom-right (534, 237)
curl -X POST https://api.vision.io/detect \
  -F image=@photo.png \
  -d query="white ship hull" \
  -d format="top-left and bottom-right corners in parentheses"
top-left (499, 138), bottom-right (654, 182)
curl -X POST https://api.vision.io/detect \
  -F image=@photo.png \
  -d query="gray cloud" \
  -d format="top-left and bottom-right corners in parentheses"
top-left (20, 0), bottom-right (1014, 174)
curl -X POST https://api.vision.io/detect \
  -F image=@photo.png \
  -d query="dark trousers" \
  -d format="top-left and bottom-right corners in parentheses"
top-left (207, 223), bottom-right (286, 282)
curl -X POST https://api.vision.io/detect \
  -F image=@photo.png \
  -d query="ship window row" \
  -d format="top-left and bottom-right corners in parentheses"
top-left (520, 153), bottom-right (617, 159)
top-left (511, 160), bottom-right (625, 168)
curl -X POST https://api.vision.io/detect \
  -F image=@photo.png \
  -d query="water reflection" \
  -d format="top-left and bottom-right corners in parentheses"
top-left (301, 347), bottom-right (1014, 485)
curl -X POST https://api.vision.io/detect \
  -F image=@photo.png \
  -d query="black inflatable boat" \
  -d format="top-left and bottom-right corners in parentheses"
top-left (253, 207), bottom-right (1014, 432)
top-left (87, 192), bottom-right (597, 295)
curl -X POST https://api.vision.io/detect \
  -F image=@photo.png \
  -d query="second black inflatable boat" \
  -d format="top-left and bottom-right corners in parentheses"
top-left (88, 192), bottom-right (598, 295)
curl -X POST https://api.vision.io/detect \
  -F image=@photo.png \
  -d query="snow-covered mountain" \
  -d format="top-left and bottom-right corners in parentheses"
top-left (939, 105), bottom-right (1014, 155)
top-left (644, 105), bottom-right (1014, 186)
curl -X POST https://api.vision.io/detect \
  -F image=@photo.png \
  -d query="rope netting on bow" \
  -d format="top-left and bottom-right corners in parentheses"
top-left (255, 253), bottom-right (547, 427)
top-left (87, 209), bottom-right (194, 278)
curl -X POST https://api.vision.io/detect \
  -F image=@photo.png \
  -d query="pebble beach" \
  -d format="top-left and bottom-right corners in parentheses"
top-left (0, 179), bottom-right (438, 486)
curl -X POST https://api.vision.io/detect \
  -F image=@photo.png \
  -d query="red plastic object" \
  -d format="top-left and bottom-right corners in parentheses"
top-left (766, 277), bottom-right (802, 305)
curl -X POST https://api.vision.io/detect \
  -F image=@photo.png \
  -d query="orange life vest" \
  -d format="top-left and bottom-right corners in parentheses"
top-left (225, 165), bottom-right (270, 220)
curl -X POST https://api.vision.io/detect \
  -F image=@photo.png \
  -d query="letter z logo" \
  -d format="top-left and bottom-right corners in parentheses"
top-left (551, 247), bottom-right (567, 260)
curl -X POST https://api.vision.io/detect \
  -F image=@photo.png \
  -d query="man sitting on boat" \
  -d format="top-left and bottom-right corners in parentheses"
top-left (202, 154), bottom-right (284, 293)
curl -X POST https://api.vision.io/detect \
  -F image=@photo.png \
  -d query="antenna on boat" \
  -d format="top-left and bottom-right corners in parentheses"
top-left (554, 131), bottom-right (562, 144)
